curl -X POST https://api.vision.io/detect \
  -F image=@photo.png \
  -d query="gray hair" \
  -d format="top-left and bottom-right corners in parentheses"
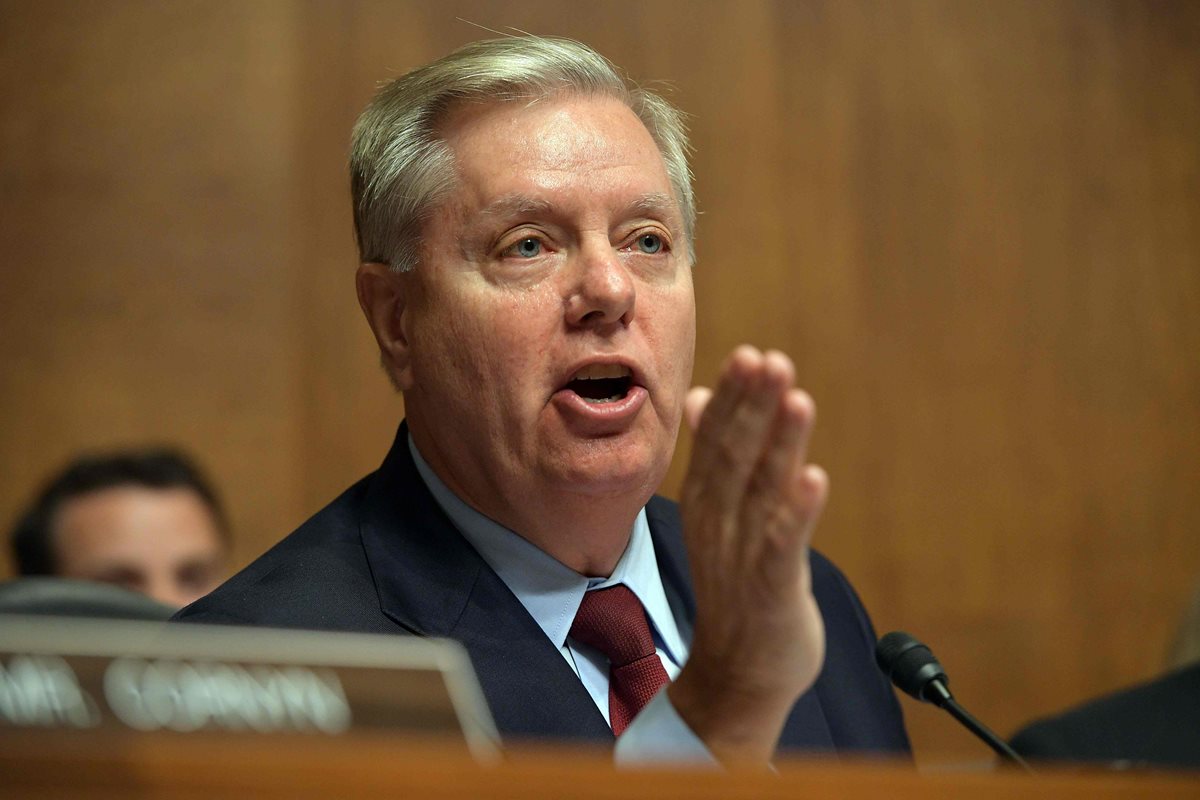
top-left (350, 36), bottom-right (695, 271)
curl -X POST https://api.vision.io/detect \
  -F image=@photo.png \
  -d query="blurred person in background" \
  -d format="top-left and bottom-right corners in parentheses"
top-left (8, 448), bottom-right (230, 609)
top-left (1009, 579), bottom-right (1200, 769)
top-left (1167, 580), bottom-right (1200, 670)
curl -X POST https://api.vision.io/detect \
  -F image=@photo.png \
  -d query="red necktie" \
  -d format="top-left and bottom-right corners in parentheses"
top-left (569, 584), bottom-right (670, 736)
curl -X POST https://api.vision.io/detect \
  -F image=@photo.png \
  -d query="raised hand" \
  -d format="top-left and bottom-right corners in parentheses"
top-left (667, 346), bottom-right (828, 763)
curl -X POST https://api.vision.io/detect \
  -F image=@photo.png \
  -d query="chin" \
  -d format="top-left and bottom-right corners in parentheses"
top-left (547, 437), bottom-right (670, 501)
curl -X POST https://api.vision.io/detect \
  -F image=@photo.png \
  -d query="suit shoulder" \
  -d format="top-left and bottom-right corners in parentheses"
top-left (808, 550), bottom-right (862, 610)
top-left (174, 475), bottom-right (384, 632)
top-left (645, 494), bottom-right (679, 521)
top-left (1010, 664), bottom-right (1200, 768)
top-left (806, 551), bottom-right (911, 754)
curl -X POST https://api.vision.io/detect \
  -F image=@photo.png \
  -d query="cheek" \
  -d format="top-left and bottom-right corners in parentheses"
top-left (413, 288), bottom-right (560, 399)
top-left (485, 293), bottom-right (566, 406)
top-left (645, 283), bottom-right (697, 381)
top-left (488, 289), bottom-right (559, 351)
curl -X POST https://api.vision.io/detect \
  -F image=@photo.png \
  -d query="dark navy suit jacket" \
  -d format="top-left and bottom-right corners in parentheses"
top-left (176, 423), bottom-right (909, 754)
top-left (1010, 664), bottom-right (1200, 769)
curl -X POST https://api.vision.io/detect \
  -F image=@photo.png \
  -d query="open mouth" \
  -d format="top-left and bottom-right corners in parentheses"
top-left (565, 364), bottom-right (634, 404)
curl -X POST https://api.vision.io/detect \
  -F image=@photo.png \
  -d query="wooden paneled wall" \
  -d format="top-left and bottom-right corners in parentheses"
top-left (2, 0), bottom-right (1197, 762)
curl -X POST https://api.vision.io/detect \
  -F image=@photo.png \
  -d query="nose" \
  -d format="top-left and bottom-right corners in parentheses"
top-left (564, 241), bottom-right (636, 330)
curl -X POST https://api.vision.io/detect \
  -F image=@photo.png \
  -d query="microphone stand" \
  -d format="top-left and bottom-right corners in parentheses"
top-left (925, 679), bottom-right (1033, 772)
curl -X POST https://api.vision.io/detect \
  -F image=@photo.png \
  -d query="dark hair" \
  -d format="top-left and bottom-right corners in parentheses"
top-left (9, 448), bottom-right (229, 575)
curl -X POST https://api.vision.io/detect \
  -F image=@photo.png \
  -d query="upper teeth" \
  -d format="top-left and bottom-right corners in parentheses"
top-left (572, 364), bottom-right (631, 381)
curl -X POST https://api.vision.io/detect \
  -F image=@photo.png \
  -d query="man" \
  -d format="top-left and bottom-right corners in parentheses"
top-left (177, 36), bottom-right (907, 763)
top-left (10, 448), bottom-right (230, 609)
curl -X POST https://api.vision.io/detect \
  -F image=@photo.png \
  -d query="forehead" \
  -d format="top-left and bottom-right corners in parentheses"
top-left (436, 93), bottom-right (680, 222)
top-left (53, 486), bottom-right (224, 559)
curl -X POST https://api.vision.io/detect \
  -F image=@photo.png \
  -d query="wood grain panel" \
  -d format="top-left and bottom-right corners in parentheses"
top-left (1, 732), bottom-right (1198, 799)
top-left (0, 0), bottom-right (306, 571)
top-left (1, 0), bottom-right (1197, 764)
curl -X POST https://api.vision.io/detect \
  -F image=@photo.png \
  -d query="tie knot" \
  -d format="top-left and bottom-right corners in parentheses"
top-left (569, 585), bottom-right (656, 667)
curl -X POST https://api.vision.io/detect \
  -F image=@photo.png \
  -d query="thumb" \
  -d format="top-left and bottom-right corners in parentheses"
top-left (684, 386), bottom-right (714, 432)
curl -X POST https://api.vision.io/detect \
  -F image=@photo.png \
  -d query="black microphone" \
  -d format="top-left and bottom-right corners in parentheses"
top-left (876, 631), bottom-right (1032, 771)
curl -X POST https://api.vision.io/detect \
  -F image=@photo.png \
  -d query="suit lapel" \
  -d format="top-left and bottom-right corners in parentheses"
top-left (357, 423), bottom-right (610, 742)
top-left (446, 565), bottom-right (612, 742)
top-left (779, 690), bottom-right (837, 752)
top-left (646, 496), bottom-right (696, 649)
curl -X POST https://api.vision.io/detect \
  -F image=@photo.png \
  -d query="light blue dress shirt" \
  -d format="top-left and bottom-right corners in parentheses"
top-left (408, 436), bottom-right (713, 763)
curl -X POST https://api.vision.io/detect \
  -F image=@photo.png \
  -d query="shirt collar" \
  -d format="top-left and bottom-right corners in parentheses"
top-left (407, 434), bottom-right (687, 665)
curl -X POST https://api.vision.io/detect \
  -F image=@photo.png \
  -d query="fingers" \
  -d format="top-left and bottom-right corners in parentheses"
top-left (686, 346), bottom-right (755, 440)
top-left (682, 345), bottom-right (826, 576)
top-left (755, 389), bottom-right (816, 503)
top-left (685, 347), bottom-right (795, 516)
top-left (739, 387), bottom-right (816, 553)
top-left (795, 464), bottom-right (828, 555)
top-left (763, 463), bottom-right (826, 597)
top-left (684, 386), bottom-right (713, 432)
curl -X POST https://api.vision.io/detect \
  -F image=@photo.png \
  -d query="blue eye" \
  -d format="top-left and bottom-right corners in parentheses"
top-left (512, 237), bottom-right (541, 258)
top-left (636, 233), bottom-right (663, 254)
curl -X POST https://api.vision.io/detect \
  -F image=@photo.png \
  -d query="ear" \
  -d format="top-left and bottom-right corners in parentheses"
top-left (356, 262), bottom-right (415, 391)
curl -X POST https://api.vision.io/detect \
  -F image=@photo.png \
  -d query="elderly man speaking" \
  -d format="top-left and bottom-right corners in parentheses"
top-left (177, 36), bottom-right (908, 764)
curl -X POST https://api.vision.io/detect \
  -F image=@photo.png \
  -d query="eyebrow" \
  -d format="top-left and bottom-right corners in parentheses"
top-left (624, 192), bottom-right (679, 221)
top-left (476, 192), bottom-right (681, 223)
top-left (477, 195), bottom-right (554, 220)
